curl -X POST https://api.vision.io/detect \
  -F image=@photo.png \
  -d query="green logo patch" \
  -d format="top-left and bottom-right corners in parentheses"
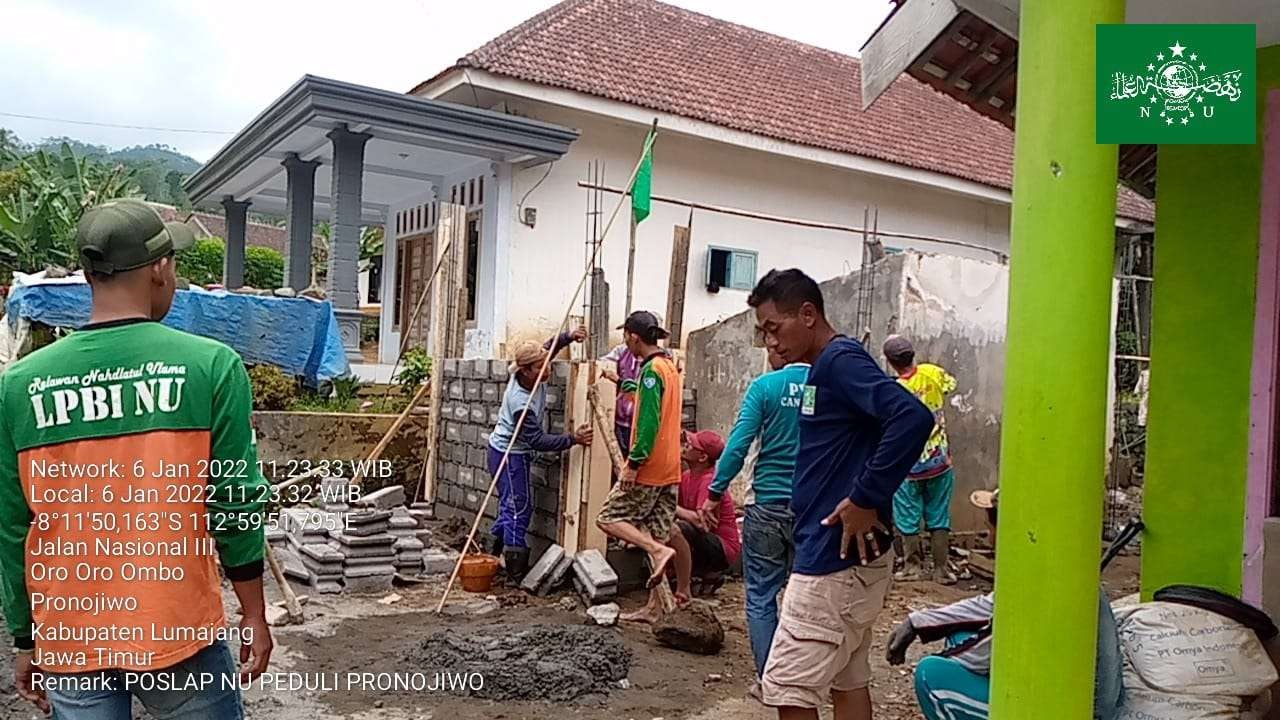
top-left (801, 385), bottom-right (817, 416)
top-left (1096, 24), bottom-right (1255, 144)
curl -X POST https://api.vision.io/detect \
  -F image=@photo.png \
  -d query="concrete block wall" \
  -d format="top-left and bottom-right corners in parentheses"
top-left (433, 358), bottom-right (570, 550)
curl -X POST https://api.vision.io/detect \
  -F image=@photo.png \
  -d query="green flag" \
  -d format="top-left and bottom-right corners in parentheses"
top-left (632, 130), bottom-right (654, 223)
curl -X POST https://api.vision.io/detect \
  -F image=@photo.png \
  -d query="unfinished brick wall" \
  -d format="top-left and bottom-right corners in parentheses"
top-left (433, 358), bottom-right (570, 551)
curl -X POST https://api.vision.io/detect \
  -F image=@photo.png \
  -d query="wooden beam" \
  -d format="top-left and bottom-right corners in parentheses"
top-left (665, 223), bottom-right (691, 348)
top-left (560, 363), bottom-right (592, 553)
top-left (860, 0), bottom-right (961, 108)
top-left (582, 374), bottom-right (614, 553)
top-left (971, 53), bottom-right (1017, 103)
top-left (946, 28), bottom-right (1002, 86)
top-left (423, 202), bottom-right (466, 502)
top-left (588, 269), bottom-right (610, 358)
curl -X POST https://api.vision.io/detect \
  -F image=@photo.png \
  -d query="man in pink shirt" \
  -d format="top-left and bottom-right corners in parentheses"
top-left (679, 430), bottom-right (742, 595)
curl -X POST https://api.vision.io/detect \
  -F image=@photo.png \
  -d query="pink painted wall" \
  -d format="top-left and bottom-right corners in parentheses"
top-left (1246, 88), bottom-right (1280, 604)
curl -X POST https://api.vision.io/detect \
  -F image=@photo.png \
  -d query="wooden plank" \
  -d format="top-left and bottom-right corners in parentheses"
top-left (581, 374), bottom-right (614, 553)
top-left (423, 203), bottom-right (465, 503)
top-left (588, 269), bottom-right (609, 358)
top-left (625, 213), bottom-right (638, 317)
top-left (665, 224), bottom-right (690, 349)
top-left (560, 363), bottom-right (592, 554)
top-left (860, 0), bottom-right (961, 109)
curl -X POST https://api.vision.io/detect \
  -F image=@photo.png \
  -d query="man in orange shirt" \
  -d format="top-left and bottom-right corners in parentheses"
top-left (596, 311), bottom-right (690, 622)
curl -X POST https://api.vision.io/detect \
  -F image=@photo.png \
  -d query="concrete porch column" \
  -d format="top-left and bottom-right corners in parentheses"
top-left (221, 197), bottom-right (250, 289)
top-left (988, 0), bottom-right (1122, 718)
top-left (327, 125), bottom-right (371, 361)
top-left (282, 153), bottom-right (319, 290)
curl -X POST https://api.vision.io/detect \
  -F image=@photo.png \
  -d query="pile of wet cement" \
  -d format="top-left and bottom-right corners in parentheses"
top-left (411, 624), bottom-right (631, 702)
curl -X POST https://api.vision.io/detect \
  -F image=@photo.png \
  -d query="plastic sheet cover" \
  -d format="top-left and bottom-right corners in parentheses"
top-left (6, 275), bottom-right (350, 383)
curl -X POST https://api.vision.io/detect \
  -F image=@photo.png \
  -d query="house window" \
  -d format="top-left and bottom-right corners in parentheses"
top-left (465, 213), bottom-right (481, 322)
top-left (392, 240), bottom-right (405, 330)
top-left (706, 247), bottom-right (758, 292)
top-left (367, 254), bottom-right (382, 304)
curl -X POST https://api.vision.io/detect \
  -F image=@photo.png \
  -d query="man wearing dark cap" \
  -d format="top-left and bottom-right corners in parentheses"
top-left (596, 311), bottom-right (691, 620)
top-left (882, 334), bottom-right (959, 585)
top-left (0, 199), bottom-right (273, 718)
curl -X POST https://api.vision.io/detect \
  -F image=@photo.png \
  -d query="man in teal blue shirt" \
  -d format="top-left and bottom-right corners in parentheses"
top-left (701, 349), bottom-right (809, 680)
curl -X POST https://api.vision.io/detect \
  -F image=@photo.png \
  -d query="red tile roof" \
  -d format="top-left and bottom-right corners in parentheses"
top-left (150, 203), bottom-right (289, 253)
top-left (420, 0), bottom-right (1153, 222)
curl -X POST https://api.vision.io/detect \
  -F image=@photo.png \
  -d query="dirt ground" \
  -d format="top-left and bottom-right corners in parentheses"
top-left (0, 555), bottom-right (1141, 720)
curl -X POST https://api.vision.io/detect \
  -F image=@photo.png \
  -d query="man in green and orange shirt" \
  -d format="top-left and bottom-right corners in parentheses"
top-left (596, 310), bottom-right (690, 622)
top-left (0, 200), bottom-right (272, 718)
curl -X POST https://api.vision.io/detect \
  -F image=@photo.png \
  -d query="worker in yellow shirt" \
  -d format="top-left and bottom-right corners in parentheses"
top-left (883, 335), bottom-right (958, 585)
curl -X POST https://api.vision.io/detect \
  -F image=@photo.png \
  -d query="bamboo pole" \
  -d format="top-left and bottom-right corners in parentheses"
top-left (436, 124), bottom-right (660, 614)
top-left (264, 542), bottom-right (304, 623)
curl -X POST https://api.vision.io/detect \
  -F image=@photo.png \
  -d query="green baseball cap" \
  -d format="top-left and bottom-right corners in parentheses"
top-left (76, 199), bottom-right (196, 274)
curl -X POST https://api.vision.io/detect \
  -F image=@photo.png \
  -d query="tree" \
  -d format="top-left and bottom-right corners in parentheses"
top-left (0, 142), bottom-right (140, 278)
top-left (310, 222), bottom-right (383, 287)
top-left (176, 238), bottom-right (284, 290)
top-left (176, 237), bottom-right (225, 286)
top-left (245, 246), bottom-right (283, 289)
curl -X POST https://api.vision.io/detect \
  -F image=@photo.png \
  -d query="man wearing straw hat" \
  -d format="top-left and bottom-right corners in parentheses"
top-left (487, 326), bottom-right (594, 583)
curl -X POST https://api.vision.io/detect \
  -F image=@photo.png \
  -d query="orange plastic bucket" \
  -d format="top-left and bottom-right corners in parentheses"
top-left (459, 553), bottom-right (501, 593)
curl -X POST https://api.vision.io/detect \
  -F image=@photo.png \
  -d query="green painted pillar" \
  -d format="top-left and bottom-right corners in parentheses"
top-left (989, 0), bottom-right (1123, 718)
top-left (1141, 47), bottom-right (1280, 598)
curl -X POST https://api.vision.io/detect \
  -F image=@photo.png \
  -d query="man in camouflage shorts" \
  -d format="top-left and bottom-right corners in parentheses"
top-left (596, 311), bottom-right (691, 621)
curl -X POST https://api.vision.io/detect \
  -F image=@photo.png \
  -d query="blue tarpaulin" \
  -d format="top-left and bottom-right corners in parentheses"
top-left (6, 281), bottom-right (350, 383)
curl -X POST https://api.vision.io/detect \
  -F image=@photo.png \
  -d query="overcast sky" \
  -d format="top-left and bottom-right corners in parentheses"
top-left (1, 0), bottom-right (894, 162)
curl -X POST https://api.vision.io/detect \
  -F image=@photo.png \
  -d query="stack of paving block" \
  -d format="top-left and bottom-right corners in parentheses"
top-left (572, 549), bottom-right (618, 605)
top-left (333, 509), bottom-right (397, 594)
top-left (266, 526), bottom-right (288, 551)
top-left (520, 543), bottom-right (575, 596)
top-left (354, 484), bottom-right (406, 510)
top-left (318, 476), bottom-right (353, 513)
top-left (432, 358), bottom-right (568, 546)
top-left (281, 507), bottom-right (333, 547)
top-left (422, 546), bottom-right (461, 576)
top-left (393, 537), bottom-right (425, 573)
top-left (387, 506), bottom-right (419, 540)
top-left (298, 542), bottom-right (344, 594)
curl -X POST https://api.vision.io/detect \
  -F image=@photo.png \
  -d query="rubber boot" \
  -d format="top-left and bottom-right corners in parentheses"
top-left (894, 535), bottom-right (924, 581)
top-left (931, 530), bottom-right (957, 585)
top-left (503, 547), bottom-right (530, 586)
top-left (488, 533), bottom-right (505, 557)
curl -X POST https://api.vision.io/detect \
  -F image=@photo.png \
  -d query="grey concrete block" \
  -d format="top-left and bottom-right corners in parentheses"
top-left (394, 537), bottom-right (425, 552)
top-left (343, 563), bottom-right (397, 578)
top-left (460, 424), bottom-right (480, 445)
top-left (539, 553), bottom-right (575, 596)
top-left (464, 380), bottom-right (482, 400)
top-left (445, 422), bottom-right (461, 443)
top-left (312, 579), bottom-right (343, 594)
top-left (443, 358), bottom-right (459, 376)
top-left (482, 383), bottom-right (500, 404)
top-left (573, 549), bottom-right (618, 597)
top-left (458, 467), bottom-right (474, 487)
top-left (520, 543), bottom-right (565, 592)
top-left (448, 380), bottom-right (464, 400)
top-left (343, 573), bottom-right (395, 594)
top-left (423, 548), bottom-right (460, 575)
top-left (545, 388), bottom-right (561, 409)
top-left (452, 404), bottom-right (470, 422)
top-left (534, 489), bottom-right (559, 514)
top-left (530, 511), bottom-right (559, 541)
top-left (553, 361), bottom-right (570, 381)
top-left (465, 491), bottom-right (480, 509)
top-left (441, 463), bottom-right (458, 483)
top-left (355, 485), bottom-right (405, 510)
top-left (299, 543), bottom-right (345, 563)
top-left (470, 405), bottom-right (487, 424)
top-left (479, 431), bottom-right (491, 447)
top-left (343, 554), bottom-right (398, 567)
top-left (467, 446), bottom-right (488, 469)
top-left (488, 409), bottom-right (501, 424)
top-left (332, 531), bottom-right (396, 547)
top-left (489, 360), bottom-right (509, 381)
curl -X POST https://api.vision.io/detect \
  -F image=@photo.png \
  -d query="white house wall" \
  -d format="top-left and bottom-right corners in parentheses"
top-left (499, 101), bottom-right (1011, 346)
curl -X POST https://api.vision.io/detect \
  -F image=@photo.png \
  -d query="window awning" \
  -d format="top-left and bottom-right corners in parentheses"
top-left (184, 75), bottom-right (579, 223)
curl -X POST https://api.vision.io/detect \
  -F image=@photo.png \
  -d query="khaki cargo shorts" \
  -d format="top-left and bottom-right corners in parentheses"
top-left (761, 551), bottom-right (895, 709)
top-left (597, 482), bottom-right (678, 540)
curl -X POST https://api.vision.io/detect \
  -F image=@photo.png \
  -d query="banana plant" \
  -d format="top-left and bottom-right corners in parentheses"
top-left (0, 142), bottom-right (140, 278)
